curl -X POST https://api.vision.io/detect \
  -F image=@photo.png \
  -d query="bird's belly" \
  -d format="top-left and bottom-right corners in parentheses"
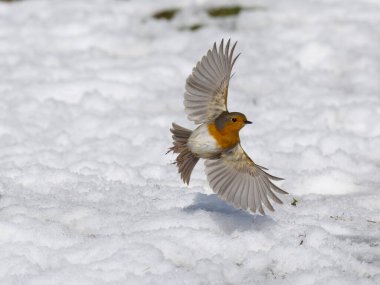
top-left (187, 124), bottom-right (221, 158)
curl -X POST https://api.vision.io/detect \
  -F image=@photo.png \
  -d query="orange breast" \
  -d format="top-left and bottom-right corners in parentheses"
top-left (208, 123), bottom-right (240, 149)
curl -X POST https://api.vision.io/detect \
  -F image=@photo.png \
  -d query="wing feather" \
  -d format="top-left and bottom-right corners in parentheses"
top-left (222, 168), bottom-right (238, 200)
top-left (240, 177), bottom-right (249, 210)
top-left (258, 176), bottom-right (274, 211)
top-left (253, 176), bottom-right (261, 213)
top-left (205, 144), bottom-right (287, 214)
top-left (184, 39), bottom-right (239, 124)
top-left (247, 177), bottom-right (256, 212)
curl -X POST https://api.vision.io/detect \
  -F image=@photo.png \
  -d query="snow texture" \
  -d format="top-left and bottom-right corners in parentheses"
top-left (0, 0), bottom-right (379, 284)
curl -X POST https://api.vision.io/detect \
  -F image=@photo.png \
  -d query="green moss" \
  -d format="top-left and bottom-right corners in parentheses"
top-left (189, 23), bottom-right (203, 31)
top-left (291, 198), bottom-right (298, 207)
top-left (207, 6), bottom-right (242, 17)
top-left (178, 23), bottom-right (204, 32)
top-left (152, 8), bottom-right (179, 21)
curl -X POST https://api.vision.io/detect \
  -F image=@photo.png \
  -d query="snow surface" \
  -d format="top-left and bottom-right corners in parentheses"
top-left (0, 0), bottom-right (379, 284)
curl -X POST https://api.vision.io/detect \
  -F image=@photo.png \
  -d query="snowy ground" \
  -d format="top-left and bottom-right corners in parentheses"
top-left (0, 0), bottom-right (379, 284)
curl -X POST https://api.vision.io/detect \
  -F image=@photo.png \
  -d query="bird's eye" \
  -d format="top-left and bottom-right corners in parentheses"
top-left (232, 118), bottom-right (237, 122)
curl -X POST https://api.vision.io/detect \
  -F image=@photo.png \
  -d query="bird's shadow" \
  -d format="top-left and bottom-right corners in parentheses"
top-left (183, 193), bottom-right (275, 234)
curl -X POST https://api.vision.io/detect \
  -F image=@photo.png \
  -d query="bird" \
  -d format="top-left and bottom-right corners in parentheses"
top-left (168, 39), bottom-right (287, 214)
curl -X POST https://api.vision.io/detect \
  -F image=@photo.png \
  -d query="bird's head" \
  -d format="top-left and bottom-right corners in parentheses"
top-left (215, 112), bottom-right (252, 132)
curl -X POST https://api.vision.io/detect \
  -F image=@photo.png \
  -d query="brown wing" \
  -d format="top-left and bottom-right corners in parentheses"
top-left (184, 39), bottom-right (240, 124)
top-left (204, 144), bottom-right (287, 214)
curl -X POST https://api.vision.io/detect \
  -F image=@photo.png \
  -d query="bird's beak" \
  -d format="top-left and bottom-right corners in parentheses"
top-left (244, 120), bottom-right (252, 124)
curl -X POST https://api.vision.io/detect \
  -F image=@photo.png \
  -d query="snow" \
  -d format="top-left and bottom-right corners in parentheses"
top-left (0, 0), bottom-right (379, 284)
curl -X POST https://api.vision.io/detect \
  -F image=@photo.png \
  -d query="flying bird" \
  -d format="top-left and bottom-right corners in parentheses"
top-left (168, 39), bottom-right (287, 214)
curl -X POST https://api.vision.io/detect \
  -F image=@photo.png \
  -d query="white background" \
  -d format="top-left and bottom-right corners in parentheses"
top-left (0, 0), bottom-right (379, 284)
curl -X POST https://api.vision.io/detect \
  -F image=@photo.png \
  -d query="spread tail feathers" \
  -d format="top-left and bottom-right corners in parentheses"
top-left (167, 123), bottom-right (199, 184)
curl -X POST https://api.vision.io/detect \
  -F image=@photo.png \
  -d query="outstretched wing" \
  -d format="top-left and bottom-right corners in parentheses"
top-left (184, 39), bottom-right (240, 124)
top-left (204, 144), bottom-right (287, 214)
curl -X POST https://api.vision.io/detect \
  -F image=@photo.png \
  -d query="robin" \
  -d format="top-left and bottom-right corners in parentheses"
top-left (168, 39), bottom-right (287, 214)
